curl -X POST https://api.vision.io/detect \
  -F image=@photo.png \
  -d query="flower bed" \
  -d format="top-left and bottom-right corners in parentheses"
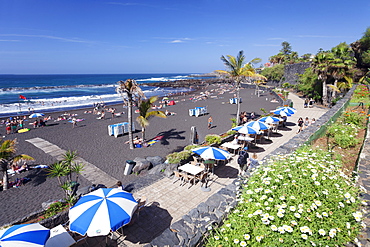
top-left (206, 147), bottom-right (365, 246)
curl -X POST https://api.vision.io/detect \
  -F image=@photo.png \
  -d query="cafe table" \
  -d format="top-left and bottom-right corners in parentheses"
top-left (178, 163), bottom-right (204, 185)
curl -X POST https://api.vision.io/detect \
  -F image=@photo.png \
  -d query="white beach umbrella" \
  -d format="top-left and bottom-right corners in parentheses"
top-left (192, 146), bottom-right (231, 160)
top-left (69, 188), bottom-right (138, 237)
top-left (29, 113), bottom-right (45, 118)
top-left (245, 121), bottom-right (269, 131)
top-left (0, 223), bottom-right (50, 247)
top-left (259, 116), bottom-right (281, 124)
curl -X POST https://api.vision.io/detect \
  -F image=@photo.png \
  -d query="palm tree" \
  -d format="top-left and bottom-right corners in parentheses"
top-left (215, 50), bottom-right (262, 124)
top-left (312, 52), bottom-right (332, 106)
top-left (136, 96), bottom-right (167, 140)
top-left (0, 139), bottom-right (34, 190)
top-left (47, 150), bottom-right (84, 200)
top-left (330, 43), bottom-right (356, 98)
top-left (116, 79), bottom-right (145, 150)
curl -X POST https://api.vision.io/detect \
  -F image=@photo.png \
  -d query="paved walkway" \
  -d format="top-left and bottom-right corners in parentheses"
top-left (26, 137), bottom-right (117, 188)
top-left (70, 93), bottom-right (327, 247)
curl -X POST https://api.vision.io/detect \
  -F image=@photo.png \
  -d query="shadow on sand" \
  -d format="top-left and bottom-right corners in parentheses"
top-left (157, 128), bottom-right (186, 146)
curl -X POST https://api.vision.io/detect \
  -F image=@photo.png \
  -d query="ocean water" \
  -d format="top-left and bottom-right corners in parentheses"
top-left (0, 73), bottom-right (204, 117)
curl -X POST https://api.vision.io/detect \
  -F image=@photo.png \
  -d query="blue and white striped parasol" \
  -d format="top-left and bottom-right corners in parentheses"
top-left (259, 116), bottom-right (281, 124)
top-left (29, 113), bottom-right (45, 118)
top-left (271, 108), bottom-right (291, 116)
top-left (276, 106), bottom-right (296, 115)
top-left (192, 146), bottom-right (231, 160)
top-left (232, 125), bottom-right (258, 135)
top-left (0, 223), bottom-right (50, 247)
top-left (69, 188), bottom-right (138, 237)
top-left (245, 121), bottom-right (269, 131)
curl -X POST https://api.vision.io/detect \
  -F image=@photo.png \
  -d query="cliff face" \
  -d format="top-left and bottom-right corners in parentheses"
top-left (283, 62), bottom-right (311, 85)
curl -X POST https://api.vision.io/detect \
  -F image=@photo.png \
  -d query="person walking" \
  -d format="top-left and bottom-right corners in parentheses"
top-left (72, 117), bottom-right (77, 128)
top-left (208, 116), bottom-right (213, 129)
top-left (237, 147), bottom-right (250, 176)
top-left (297, 117), bottom-right (304, 134)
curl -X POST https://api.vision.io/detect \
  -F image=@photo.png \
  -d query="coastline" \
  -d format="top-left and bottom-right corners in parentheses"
top-left (0, 81), bottom-right (280, 226)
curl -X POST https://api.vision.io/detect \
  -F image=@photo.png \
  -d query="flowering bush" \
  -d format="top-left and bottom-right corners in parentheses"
top-left (326, 123), bottom-right (360, 149)
top-left (206, 147), bottom-right (364, 246)
top-left (351, 84), bottom-right (370, 104)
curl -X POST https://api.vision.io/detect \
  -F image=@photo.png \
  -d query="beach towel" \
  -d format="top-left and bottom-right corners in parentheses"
top-left (68, 118), bottom-right (84, 123)
top-left (18, 128), bottom-right (30, 133)
top-left (146, 140), bottom-right (158, 147)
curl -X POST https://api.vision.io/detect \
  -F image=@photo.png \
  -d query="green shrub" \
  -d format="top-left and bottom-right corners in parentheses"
top-left (205, 134), bottom-right (221, 145)
top-left (166, 152), bottom-right (181, 164)
top-left (341, 111), bottom-right (366, 127)
top-left (231, 118), bottom-right (237, 128)
top-left (227, 130), bottom-right (237, 136)
top-left (327, 123), bottom-right (360, 149)
top-left (184, 144), bottom-right (200, 151)
top-left (177, 150), bottom-right (192, 161)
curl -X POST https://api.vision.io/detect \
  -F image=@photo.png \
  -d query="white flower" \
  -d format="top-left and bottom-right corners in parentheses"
top-left (290, 206), bottom-right (296, 211)
top-left (318, 229), bottom-right (326, 236)
top-left (240, 241), bottom-right (247, 246)
top-left (284, 225), bottom-right (293, 233)
top-left (344, 192), bottom-right (351, 199)
top-left (279, 196), bottom-right (286, 200)
top-left (291, 220), bottom-right (298, 225)
top-left (314, 181), bottom-right (321, 186)
top-left (322, 212), bottom-right (328, 217)
top-left (268, 197), bottom-right (274, 202)
top-left (329, 229), bottom-right (337, 237)
top-left (271, 225), bottom-right (278, 231)
top-left (256, 235), bottom-right (263, 242)
top-left (246, 190), bottom-right (253, 194)
top-left (290, 195), bottom-right (296, 200)
top-left (248, 214), bottom-right (253, 218)
top-left (316, 212), bottom-right (322, 218)
top-left (278, 227), bottom-right (285, 234)
top-left (214, 236), bottom-right (220, 240)
top-left (314, 200), bottom-right (322, 206)
top-left (244, 234), bottom-right (250, 240)
top-left (301, 234), bottom-right (308, 240)
top-left (234, 239), bottom-right (240, 244)
top-left (277, 212), bottom-right (284, 218)
top-left (253, 210), bottom-right (262, 215)
top-left (353, 211), bottom-right (363, 222)
top-left (346, 222), bottom-right (351, 229)
top-left (339, 202), bottom-right (345, 208)
top-left (294, 213), bottom-right (301, 218)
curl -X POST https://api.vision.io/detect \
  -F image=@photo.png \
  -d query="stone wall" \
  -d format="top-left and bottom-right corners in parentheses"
top-left (283, 62), bottom-right (311, 85)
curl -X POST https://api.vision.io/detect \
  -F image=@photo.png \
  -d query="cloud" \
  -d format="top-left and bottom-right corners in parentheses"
top-left (0, 34), bottom-right (94, 44)
top-left (170, 39), bottom-right (184, 43)
top-left (267, 37), bottom-right (285, 41)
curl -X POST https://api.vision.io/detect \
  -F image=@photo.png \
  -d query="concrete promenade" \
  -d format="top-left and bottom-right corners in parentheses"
top-left (75, 93), bottom-right (327, 247)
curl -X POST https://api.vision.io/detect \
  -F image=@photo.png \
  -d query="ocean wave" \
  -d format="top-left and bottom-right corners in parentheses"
top-left (0, 83), bottom-right (116, 93)
top-left (0, 87), bottom-right (190, 117)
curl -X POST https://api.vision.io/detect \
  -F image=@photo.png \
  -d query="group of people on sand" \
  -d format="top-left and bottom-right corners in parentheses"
top-left (3, 116), bottom-right (26, 134)
top-left (297, 117), bottom-right (316, 134)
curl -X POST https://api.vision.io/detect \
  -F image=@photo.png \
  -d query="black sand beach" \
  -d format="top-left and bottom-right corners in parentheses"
top-left (0, 82), bottom-right (280, 226)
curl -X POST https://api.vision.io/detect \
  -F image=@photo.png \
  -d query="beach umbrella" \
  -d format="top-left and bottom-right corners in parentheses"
top-left (271, 109), bottom-right (291, 117)
top-left (0, 223), bottom-right (50, 247)
top-left (232, 125), bottom-right (258, 135)
top-left (259, 116), bottom-right (280, 124)
top-left (29, 113), bottom-right (44, 118)
top-left (245, 120), bottom-right (269, 131)
top-left (69, 188), bottom-right (138, 237)
top-left (277, 106), bottom-right (296, 115)
top-left (192, 146), bottom-right (231, 160)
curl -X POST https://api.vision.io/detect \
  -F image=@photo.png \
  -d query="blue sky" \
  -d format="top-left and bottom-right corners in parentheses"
top-left (0, 0), bottom-right (369, 74)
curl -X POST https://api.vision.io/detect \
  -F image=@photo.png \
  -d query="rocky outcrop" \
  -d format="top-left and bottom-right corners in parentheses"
top-left (283, 62), bottom-right (311, 85)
